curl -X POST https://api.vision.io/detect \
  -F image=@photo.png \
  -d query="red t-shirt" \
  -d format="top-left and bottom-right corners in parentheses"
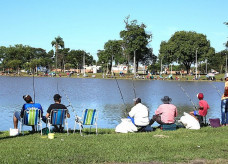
top-left (198, 100), bottom-right (209, 116)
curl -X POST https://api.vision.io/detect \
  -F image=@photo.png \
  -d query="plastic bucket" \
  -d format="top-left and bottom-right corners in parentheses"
top-left (48, 133), bottom-right (55, 139)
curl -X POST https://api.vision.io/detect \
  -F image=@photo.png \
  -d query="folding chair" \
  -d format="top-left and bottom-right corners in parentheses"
top-left (74, 109), bottom-right (98, 136)
top-left (47, 109), bottom-right (68, 134)
top-left (20, 107), bottom-right (42, 135)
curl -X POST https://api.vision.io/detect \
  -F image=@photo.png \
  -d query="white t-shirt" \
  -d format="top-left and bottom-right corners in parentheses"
top-left (129, 103), bottom-right (149, 126)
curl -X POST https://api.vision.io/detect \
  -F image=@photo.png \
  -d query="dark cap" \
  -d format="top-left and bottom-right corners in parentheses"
top-left (23, 95), bottom-right (32, 103)
top-left (53, 94), bottom-right (61, 100)
top-left (161, 96), bottom-right (172, 104)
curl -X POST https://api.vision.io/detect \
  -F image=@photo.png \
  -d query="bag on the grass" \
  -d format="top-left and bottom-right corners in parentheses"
top-left (9, 128), bottom-right (19, 136)
top-left (115, 118), bottom-right (138, 133)
top-left (209, 118), bottom-right (221, 128)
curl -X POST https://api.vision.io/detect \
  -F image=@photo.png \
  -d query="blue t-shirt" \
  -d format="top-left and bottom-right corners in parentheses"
top-left (20, 103), bottom-right (43, 117)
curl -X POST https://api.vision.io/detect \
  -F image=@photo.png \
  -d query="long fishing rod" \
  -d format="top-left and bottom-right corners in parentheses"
top-left (113, 73), bottom-right (127, 115)
top-left (178, 84), bottom-right (197, 110)
top-left (32, 68), bottom-right (35, 103)
top-left (210, 82), bottom-right (222, 97)
top-left (132, 77), bottom-right (137, 98)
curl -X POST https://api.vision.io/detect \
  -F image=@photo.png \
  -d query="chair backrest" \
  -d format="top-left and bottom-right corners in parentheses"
top-left (82, 109), bottom-right (96, 125)
top-left (23, 107), bottom-right (40, 125)
top-left (50, 109), bottom-right (66, 125)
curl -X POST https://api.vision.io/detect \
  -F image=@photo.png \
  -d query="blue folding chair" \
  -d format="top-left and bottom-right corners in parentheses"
top-left (20, 107), bottom-right (42, 135)
top-left (74, 109), bottom-right (98, 136)
top-left (47, 109), bottom-right (68, 134)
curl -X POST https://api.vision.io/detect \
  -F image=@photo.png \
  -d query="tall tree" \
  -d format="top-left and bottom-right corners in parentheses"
top-left (51, 36), bottom-right (64, 72)
top-left (120, 16), bottom-right (152, 75)
top-left (159, 31), bottom-right (214, 74)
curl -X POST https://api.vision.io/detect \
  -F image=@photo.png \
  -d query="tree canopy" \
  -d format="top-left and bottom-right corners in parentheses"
top-left (159, 31), bottom-right (214, 73)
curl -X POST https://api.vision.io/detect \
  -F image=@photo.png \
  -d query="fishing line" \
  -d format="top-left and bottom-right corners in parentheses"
top-left (62, 89), bottom-right (76, 114)
top-left (113, 73), bottom-right (128, 115)
top-left (210, 82), bottom-right (222, 97)
top-left (132, 77), bottom-right (137, 98)
top-left (178, 84), bottom-right (197, 110)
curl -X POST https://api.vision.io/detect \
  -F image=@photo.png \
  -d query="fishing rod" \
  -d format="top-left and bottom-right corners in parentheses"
top-left (178, 84), bottom-right (197, 110)
top-left (132, 77), bottom-right (137, 98)
top-left (32, 68), bottom-right (36, 103)
top-left (113, 73), bottom-right (128, 115)
top-left (210, 82), bottom-right (222, 97)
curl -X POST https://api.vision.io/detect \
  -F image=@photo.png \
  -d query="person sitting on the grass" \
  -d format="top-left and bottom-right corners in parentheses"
top-left (189, 93), bottom-right (209, 123)
top-left (46, 94), bottom-right (70, 132)
top-left (13, 95), bottom-right (46, 132)
top-left (149, 96), bottom-right (178, 126)
top-left (128, 98), bottom-right (149, 131)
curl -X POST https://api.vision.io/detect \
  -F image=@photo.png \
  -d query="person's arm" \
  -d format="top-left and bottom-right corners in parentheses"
top-left (128, 107), bottom-right (135, 118)
top-left (46, 113), bottom-right (50, 118)
top-left (46, 105), bottom-right (51, 118)
top-left (175, 107), bottom-right (178, 117)
top-left (20, 104), bottom-right (25, 118)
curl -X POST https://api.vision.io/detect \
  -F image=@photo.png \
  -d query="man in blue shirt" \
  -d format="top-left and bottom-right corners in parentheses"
top-left (13, 95), bottom-right (45, 131)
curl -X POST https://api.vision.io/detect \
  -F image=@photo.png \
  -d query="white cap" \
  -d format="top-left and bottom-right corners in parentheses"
top-left (224, 73), bottom-right (228, 79)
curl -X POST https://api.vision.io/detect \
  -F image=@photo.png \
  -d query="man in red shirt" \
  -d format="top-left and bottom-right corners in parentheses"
top-left (190, 93), bottom-right (210, 122)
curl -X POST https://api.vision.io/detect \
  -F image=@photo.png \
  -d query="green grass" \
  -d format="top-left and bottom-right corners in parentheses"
top-left (1, 127), bottom-right (228, 163)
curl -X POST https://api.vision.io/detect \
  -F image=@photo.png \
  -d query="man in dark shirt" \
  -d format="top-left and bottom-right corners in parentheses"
top-left (46, 94), bottom-right (70, 131)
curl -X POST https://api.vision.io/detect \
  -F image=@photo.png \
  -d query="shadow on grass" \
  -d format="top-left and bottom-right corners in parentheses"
top-left (0, 131), bottom-right (37, 140)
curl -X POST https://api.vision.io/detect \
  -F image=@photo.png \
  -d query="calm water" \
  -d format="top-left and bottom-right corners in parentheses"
top-left (0, 76), bottom-right (224, 131)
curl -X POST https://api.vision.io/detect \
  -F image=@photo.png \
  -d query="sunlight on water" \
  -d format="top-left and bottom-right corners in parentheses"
top-left (0, 76), bottom-right (224, 131)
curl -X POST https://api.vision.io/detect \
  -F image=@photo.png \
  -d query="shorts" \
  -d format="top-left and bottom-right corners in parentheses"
top-left (193, 110), bottom-right (199, 116)
top-left (14, 111), bottom-right (21, 121)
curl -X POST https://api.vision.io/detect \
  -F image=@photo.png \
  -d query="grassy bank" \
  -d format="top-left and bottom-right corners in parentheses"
top-left (1, 127), bottom-right (228, 163)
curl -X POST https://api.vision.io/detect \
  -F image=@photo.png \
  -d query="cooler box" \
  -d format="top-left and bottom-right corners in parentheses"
top-left (161, 124), bottom-right (177, 131)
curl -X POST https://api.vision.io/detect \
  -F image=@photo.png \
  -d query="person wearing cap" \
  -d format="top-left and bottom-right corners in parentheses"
top-left (128, 98), bottom-right (149, 130)
top-left (189, 93), bottom-right (209, 122)
top-left (46, 94), bottom-right (70, 131)
top-left (221, 73), bottom-right (228, 125)
top-left (13, 95), bottom-right (45, 131)
top-left (149, 96), bottom-right (177, 126)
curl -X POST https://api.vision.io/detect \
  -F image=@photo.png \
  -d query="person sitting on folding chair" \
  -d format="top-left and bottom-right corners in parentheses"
top-left (128, 98), bottom-right (149, 132)
top-left (46, 94), bottom-right (70, 132)
top-left (13, 95), bottom-right (45, 132)
top-left (189, 93), bottom-right (210, 125)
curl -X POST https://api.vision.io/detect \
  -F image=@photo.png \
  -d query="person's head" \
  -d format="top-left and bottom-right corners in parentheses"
top-left (133, 97), bottom-right (141, 105)
top-left (224, 73), bottom-right (228, 81)
top-left (53, 94), bottom-right (62, 102)
top-left (197, 93), bottom-right (204, 100)
top-left (161, 96), bottom-right (172, 104)
top-left (23, 95), bottom-right (33, 103)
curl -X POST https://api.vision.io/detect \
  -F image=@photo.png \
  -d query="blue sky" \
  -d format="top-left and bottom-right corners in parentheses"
top-left (0, 0), bottom-right (227, 60)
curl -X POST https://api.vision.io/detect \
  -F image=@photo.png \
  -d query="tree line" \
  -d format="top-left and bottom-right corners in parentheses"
top-left (97, 17), bottom-right (228, 74)
top-left (0, 17), bottom-right (227, 74)
top-left (0, 37), bottom-right (96, 74)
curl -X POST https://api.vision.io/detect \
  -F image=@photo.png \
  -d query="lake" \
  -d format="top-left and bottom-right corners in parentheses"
top-left (0, 76), bottom-right (224, 131)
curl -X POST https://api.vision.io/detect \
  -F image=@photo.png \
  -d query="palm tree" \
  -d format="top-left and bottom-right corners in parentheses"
top-left (51, 36), bottom-right (64, 72)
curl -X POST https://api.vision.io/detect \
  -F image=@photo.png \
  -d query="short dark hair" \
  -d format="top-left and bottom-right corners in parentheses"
top-left (53, 94), bottom-right (62, 101)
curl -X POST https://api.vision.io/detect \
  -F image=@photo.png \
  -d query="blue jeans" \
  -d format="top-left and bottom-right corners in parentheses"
top-left (221, 99), bottom-right (228, 125)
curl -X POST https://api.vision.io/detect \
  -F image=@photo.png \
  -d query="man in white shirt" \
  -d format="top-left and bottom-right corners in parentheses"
top-left (128, 98), bottom-right (149, 129)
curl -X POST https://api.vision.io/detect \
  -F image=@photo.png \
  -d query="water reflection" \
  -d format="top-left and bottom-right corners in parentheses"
top-left (0, 76), bottom-right (224, 131)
